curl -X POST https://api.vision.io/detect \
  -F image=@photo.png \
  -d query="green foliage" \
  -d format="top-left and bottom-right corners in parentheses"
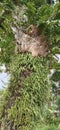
top-left (37, 4), bottom-right (53, 26)
top-left (0, 1), bottom-right (15, 65)
top-left (19, 0), bottom-right (47, 6)
top-left (33, 124), bottom-right (60, 130)
top-left (0, 88), bottom-right (11, 126)
top-left (25, 3), bottom-right (52, 26)
top-left (0, 54), bottom-right (51, 130)
top-left (57, 96), bottom-right (60, 110)
top-left (25, 3), bottom-right (53, 25)
top-left (25, 2), bottom-right (60, 56)
top-left (32, 0), bottom-right (47, 7)
top-left (25, 2), bottom-right (37, 25)
top-left (51, 70), bottom-right (60, 82)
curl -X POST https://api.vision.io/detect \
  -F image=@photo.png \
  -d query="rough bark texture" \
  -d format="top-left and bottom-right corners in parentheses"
top-left (12, 25), bottom-right (49, 57)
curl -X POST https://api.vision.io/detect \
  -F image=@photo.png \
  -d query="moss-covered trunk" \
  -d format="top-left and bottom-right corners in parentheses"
top-left (0, 54), bottom-right (50, 130)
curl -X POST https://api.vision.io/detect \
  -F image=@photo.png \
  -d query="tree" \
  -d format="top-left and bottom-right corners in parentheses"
top-left (0, 0), bottom-right (60, 130)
